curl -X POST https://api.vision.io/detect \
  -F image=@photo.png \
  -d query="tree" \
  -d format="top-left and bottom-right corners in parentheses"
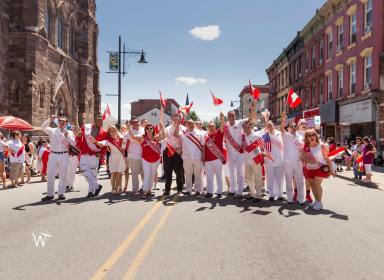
top-left (187, 110), bottom-right (199, 121)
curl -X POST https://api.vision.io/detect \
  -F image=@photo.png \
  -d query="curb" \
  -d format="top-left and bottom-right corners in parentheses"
top-left (335, 174), bottom-right (380, 189)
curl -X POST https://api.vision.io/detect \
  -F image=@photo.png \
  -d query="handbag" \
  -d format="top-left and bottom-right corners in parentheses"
top-left (68, 145), bottom-right (80, 156)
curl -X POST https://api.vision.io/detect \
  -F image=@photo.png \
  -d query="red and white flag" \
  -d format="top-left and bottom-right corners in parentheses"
top-left (102, 104), bottom-right (111, 121)
top-left (159, 91), bottom-right (167, 108)
top-left (249, 80), bottom-right (260, 100)
top-left (178, 102), bottom-right (193, 115)
top-left (210, 90), bottom-right (223, 106)
top-left (287, 88), bottom-right (301, 109)
top-left (328, 147), bottom-right (345, 160)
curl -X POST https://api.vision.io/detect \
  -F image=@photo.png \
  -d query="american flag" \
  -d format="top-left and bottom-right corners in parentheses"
top-left (261, 133), bottom-right (272, 152)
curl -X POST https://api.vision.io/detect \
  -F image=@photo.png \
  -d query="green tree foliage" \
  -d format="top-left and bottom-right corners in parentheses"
top-left (187, 110), bottom-right (199, 121)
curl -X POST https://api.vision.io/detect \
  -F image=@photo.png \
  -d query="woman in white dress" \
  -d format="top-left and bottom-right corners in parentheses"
top-left (97, 127), bottom-right (126, 194)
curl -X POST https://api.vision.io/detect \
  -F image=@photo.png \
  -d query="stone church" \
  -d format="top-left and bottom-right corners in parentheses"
top-left (0, 0), bottom-right (100, 127)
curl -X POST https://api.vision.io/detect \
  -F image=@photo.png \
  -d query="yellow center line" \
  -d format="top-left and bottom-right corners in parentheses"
top-left (122, 194), bottom-right (179, 280)
top-left (90, 198), bottom-right (164, 280)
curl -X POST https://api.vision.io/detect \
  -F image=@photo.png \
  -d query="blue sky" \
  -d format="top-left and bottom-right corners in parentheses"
top-left (97, 0), bottom-right (326, 121)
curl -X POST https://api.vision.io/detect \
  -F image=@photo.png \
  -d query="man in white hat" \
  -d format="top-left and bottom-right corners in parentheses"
top-left (41, 116), bottom-right (76, 201)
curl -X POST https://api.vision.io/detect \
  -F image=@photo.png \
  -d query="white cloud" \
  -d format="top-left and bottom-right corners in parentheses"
top-left (176, 76), bottom-right (208, 85)
top-left (189, 25), bottom-right (221, 41)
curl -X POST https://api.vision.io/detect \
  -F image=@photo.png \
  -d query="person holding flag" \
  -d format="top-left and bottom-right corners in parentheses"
top-left (242, 120), bottom-right (265, 201)
top-left (224, 101), bottom-right (256, 198)
top-left (202, 113), bottom-right (226, 198)
top-left (77, 114), bottom-right (107, 198)
top-left (281, 112), bottom-right (305, 204)
top-left (163, 114), bottom-right (185, 196)
top-left (174, 118), bottom-right (205, 195)
top-left (301, 129), bottom-right (335, 210)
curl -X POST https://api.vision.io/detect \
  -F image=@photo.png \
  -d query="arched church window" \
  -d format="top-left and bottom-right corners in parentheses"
top-left (39, 84), bottom-right (45, 108)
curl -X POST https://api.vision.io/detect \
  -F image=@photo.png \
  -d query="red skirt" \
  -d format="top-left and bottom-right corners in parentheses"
top-left (303, 167), bottom-right (330, 179)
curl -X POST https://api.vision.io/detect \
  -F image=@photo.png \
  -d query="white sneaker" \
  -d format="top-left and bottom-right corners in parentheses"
top-left (313, 201), bottom-right (323, 211)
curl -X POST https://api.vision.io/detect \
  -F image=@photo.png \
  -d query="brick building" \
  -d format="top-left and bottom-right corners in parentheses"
top-left (267, 0), bottom-right (384, 148)
top-left (0, 0), bottom-right (100, 127)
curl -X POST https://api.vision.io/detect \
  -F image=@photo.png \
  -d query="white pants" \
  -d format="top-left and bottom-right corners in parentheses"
top-left (142, 159), bottom-right (160, 192)
top-left (80, 155), bottom-right (99, 194)
top-left (244, 163), bottom-right (264, 198)
top-left (284, 161), bottom-right (305, 203)
top-left (66, 156), bottom-right (79, 188)
top-left (227, 154), bottom-right (245, 195)
top-left (46, 153), bottom-right (69, 196)
top-left (205, 159), bottom-right (223, 194)
top-left (129, 158), bottom-right (142, 191)
top-left (183, 159), bottom-right (203, 193)
top-left (265, 164), bottom-right (284, 198)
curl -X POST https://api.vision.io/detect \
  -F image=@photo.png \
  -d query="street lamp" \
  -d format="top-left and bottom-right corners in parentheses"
top-left (106, 36), bottom-right (148, 126)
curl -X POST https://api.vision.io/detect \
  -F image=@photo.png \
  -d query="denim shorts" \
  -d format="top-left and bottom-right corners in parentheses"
top-left (0, 152), bottom-right (4, 163)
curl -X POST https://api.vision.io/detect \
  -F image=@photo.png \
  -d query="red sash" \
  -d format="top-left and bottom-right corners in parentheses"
top-left (224, 125), bottom-right (243, 153)
top-left (107, 137), bottom-right (125, 156)
top-left (184, 131), bottom-right (202, 151)
top-left (205, 135), bottom-right (226, 164)
top-left (11, 145), bottom-right (24, 158)
top-left (303, 144), bottom-right (319, 169)
top-left (143, 136), bottom-right (161, 156)
top-left (167, 143), bottom-right (176, 157)
top-left (84, 124), bottom-right (101, 152)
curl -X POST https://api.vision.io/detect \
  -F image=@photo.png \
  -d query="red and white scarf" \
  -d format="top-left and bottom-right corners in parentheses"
top-left (224, 125), bottom-right (243, 153)
top-left (11, 145), bottom-right (24, 158)
top-left (107, 136), bottom-right (124, 156)
top-left (205, 134), bottom-right (226, 164)
top-left (183, 130), bottom-right (202, 151)
top-left (143, 136), bottom-right (161, 156)
top-left (84, 124), bottom-right (101, 152)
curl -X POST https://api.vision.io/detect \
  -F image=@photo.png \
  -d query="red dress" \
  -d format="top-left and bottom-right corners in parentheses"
top-left (141, 136), bottom-right (161, 163)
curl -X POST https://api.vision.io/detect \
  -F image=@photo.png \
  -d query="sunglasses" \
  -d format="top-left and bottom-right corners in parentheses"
top-left (146, 127), bottom-right (154, 130)
top-left (131, 120), bottom-right (139, 124)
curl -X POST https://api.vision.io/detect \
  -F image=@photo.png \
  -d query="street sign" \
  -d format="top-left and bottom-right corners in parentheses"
top-left (109, 52), bottom-right (119, 71)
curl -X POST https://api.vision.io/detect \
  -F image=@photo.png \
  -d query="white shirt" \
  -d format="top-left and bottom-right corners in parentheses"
top-left (41, 119), bottom-right (76, 152)
top-left (165, 124), bottom-right (185, 149)
top-left (126, 127), bottom-right (144, 160)
top-left (282, 132), bottom-right (302, 164)
top-left (7, 139), bottom-right (25, 163)
top-left (225, 119), bottom-right (247, 157)
top-left (296, 130), bottom-right (305, 145)
top-left (264, 130), bottom-right (283, 166)
top-left (243, 131), bottom-right (263, 165)
top-left (179, 129), bottom-right (204, 160)
top-left (0, 140), bottom-right (6, 153)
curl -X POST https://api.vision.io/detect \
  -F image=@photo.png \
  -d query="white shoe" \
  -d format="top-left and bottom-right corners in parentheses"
top-left (313, 201), bottom-right (323, 211)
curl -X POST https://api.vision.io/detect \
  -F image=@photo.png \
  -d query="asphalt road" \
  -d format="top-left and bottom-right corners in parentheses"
top-left (0, 170), bottom-right (383, 280)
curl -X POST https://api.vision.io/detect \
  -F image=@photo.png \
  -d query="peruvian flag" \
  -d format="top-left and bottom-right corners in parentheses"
top-left (249, 80), bottom-right (260, 100)
top-left (102, 104), bottom-right (111, 121)
top-left (287, 88), bottom-right (302, 109)
top-left (178, 102), bottom-right (193, 115)
top-left (210, 90), bottom-right (223, 106)
top-left (328, 147), bottom-right (346, 160)
top-left (159, 91), bottom-right (167, 108)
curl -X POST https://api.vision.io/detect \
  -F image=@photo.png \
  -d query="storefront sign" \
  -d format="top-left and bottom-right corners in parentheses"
top-left (320, 101), bottom-right (337, 123)
top-left (339, 99), bottom-right (374, 124)
top-left (303, 108), bottom-right (319, 119)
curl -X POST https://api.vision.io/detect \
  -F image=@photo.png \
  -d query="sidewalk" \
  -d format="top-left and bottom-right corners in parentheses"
top-left (335, 165), bottom-right (383, 189)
